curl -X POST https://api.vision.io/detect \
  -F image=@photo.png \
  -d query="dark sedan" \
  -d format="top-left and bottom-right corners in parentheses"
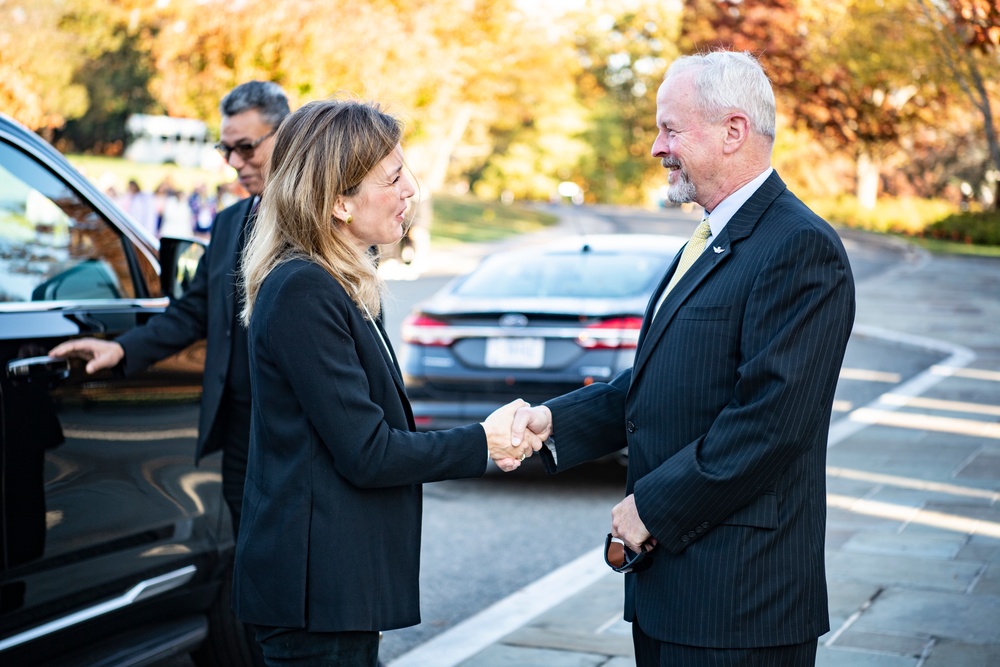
top-left (400, 233), bottom-right (686, 435)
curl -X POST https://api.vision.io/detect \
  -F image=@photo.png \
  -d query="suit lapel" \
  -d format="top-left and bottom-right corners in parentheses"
top-left (370, 318), bottom-right (405, 389)
top-left (632, 229), bottom-right (732, 376)
top-left (636, 253), bottom-right (682, 348)
top-left (368, 317), bottom-right (416, 428)
top-left (221, 198), bottom-right (255, 326)
top-left (631, 172), bottom-right (788, 382)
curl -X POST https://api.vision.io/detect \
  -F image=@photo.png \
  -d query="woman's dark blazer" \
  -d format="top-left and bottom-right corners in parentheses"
top-left (232, 258), bottom-right (488, 632)
top-left (540, 171), bottom-right (856, 649)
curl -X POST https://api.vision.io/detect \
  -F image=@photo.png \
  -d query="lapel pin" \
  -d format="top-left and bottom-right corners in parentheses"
top-left (713, 246), bottom-right (726, 254)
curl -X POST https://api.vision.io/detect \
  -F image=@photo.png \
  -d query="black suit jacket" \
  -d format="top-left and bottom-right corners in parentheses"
top-left (541, 172), bottom-right (856, 648)
top-left (118, 197), bottom-right (253, 461)
top-left (232, 258), bottom-right (488, 632)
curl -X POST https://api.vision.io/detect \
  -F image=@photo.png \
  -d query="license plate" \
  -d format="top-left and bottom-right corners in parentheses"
top-left (484, 337), bottom-right (544, 369)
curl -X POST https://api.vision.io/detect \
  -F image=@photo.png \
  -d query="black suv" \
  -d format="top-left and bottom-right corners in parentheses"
top-left (0, 113), bottom-right (256, 665)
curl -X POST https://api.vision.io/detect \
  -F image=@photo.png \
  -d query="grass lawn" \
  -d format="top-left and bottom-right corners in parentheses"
top-left (892, 234), bottom-right (1000, 258)
top-left (429, 194), bottom-right (558, 244)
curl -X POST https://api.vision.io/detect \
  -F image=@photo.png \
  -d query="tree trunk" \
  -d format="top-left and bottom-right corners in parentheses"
top-left (393, 103), bottom-right (476, 270)
top-left (916, 0), bottom-right (1000, 210)
top-left (856, 151), bottom-right (880, 210)
top-left (973, 76), bottom-right (1000, 211)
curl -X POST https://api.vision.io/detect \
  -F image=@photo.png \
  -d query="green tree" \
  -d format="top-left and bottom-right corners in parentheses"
top-left (464, 77), bottom-right (592, 201)
top-left (438, 3), bottom-right (590, 201)
top-left (569, 2), bottom-right (683, 204)
top-left (682, 0), bottom-right (956, 208)
top-left (127, 0), bottom-right (576, 200)
top-left (58, 28), bottom-right (160, 154)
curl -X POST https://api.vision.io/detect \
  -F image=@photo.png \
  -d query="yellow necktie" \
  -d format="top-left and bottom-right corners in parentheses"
top-left (663, 216), bottom-right (712, 296)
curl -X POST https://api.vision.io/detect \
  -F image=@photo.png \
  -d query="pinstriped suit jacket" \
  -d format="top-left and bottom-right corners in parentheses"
top-left (541, 171), bottom-right (856, 648)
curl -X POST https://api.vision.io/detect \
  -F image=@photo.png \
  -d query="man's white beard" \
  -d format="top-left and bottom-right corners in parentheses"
top-left (668, 177), bottom-right (697, 204)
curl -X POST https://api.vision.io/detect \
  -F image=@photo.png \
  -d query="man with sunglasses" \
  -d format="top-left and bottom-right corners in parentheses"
top-left (51, 81), bottom-right (290, 542)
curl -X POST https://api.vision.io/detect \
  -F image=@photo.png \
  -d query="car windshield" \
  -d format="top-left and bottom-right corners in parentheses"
top-left (454, 250), bottom-right (670, 299)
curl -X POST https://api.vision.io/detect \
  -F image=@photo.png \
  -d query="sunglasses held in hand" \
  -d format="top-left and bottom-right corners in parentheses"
top-left (604, 533), bottom-right (656, 573)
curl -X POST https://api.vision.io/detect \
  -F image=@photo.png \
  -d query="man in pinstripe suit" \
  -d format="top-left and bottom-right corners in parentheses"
top-left (512, 50), bottom-right (856, 666)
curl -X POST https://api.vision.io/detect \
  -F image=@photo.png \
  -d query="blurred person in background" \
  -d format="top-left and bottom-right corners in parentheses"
top-left (189, 182), bottom-right (217, 235)
top-left (118, 178), bottom-right (157, 236)
top-left (157, 180), bottom-right (194, 238)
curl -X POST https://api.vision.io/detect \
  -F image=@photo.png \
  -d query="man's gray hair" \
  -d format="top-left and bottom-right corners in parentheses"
top-left (220, 81), bottom-right (290, 129)
top-left (666, 51), bottom-right (776, 141)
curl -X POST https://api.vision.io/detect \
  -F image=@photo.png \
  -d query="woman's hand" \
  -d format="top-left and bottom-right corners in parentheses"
top-left (481, 399), bottom-right (541, 471)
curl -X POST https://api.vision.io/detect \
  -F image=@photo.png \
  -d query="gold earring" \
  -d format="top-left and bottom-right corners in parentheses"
top-left (345, 215), bottom-right (352, 225)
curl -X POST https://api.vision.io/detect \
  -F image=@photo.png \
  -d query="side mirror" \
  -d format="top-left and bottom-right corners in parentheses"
top-left (159, 237), bottom-right (207, 300)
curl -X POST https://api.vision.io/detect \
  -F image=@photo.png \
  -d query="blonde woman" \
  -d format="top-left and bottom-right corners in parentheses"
top-left (232, 99), bottom-right (538, 666)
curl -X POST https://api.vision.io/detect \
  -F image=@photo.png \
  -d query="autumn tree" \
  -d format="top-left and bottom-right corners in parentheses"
top-left (116, 0), bottom-right (570, 199)
top-left (681, 0), bottom-right (957, 208)
top-left (917, 0), bottom-right (1000, 208)
top-left (0, 1), bottom-right (90, 135)
top-left (949, 0), bottom-right (1000, 47)
top-left (450, 3), bottom-right (589, 200)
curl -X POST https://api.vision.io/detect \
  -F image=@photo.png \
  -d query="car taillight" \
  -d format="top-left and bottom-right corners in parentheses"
top-left (401, 314), bottom-right (456, 346)
top-left (576, 317), bottom-right (643, 349)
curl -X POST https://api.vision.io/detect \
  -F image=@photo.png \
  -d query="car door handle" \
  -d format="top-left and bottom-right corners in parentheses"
top-left (6, 356), bottom-right (71, 381)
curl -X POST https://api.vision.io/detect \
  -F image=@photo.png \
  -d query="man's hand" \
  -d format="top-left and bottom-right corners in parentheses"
top-left (611, 494), bottom-right (655, 554)
top-left (49, 338), bottom-right (125, 375)
top-left (482, 399), bottom-right (540, 472)
top-left (511, 404), bottom-right (552, 448)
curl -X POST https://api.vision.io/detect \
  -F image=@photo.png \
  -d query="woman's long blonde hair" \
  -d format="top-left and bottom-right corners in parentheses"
top-left (240, 98), bottom-right (404, 325)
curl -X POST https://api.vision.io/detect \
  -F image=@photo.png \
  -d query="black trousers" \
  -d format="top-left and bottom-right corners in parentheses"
top-left (254, 627), bottom-right (380, 667)
top-left (217, 396), bottom-right (252, 538)
top-left (633, 622), bottom-right (818, 667)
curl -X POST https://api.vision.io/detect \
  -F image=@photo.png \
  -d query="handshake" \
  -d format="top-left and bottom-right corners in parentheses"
top-left (481, 399), bottom-right (553, 472)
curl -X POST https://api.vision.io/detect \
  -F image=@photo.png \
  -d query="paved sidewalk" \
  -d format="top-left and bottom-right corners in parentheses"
top-left (389, 219), bottom-right (1000, 667)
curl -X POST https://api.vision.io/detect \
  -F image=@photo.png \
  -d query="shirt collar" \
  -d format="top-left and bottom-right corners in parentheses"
top-left (703, 167), bottom-right (773, 240)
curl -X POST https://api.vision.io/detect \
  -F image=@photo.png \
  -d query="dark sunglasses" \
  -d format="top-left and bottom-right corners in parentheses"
top-left (214, 129), bottom-right (276, 161)
top-left (604, 533), bottom-right (656, 573)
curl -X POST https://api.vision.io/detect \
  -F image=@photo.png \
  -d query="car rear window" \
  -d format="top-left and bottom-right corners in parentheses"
top-left (454, 250), bottom-right (671, 299)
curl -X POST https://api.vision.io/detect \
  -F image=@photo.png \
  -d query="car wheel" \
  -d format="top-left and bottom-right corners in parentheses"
top-left (190, 560), bottom-right (265, 667)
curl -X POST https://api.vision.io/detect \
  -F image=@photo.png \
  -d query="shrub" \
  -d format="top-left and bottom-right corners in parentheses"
top-left (921, 210), bottom-right (1000, 246)
top-left (806, 195), bottom-right (1000, 250)
top-left (807, 196), bottom-right (956, 235)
